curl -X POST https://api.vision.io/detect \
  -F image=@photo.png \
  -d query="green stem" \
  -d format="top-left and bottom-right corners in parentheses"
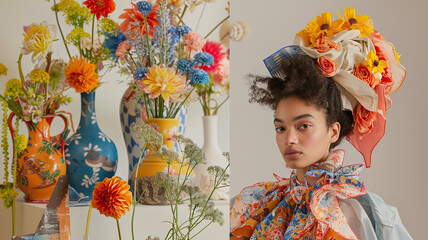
top-left (188, 220), bottom-right (214, 240)
top-left (17, 54), bottom-right (25, 84)
top-left (171, 87), bottom-right (195, 118)
top-left (204, 16), bottom-right (230, 39)
top-left (194, 2), bottom-right (207, 32)
top-left (90, 15), bottom-right (96, 61)
top-left (177, 5), bottom-right (187, 25)
top-left (213, 96), bottom-right (229, 115)
top-left (143, 15), bottom-right (151, 65)
top-left (53, 0), bottom-right (71, 59)
top-left (85, 206), bottom-right (92, 239)
top-left (116, 219), bottom-right (122, 240)
top-left (12, 199), bottom-right (15, 236)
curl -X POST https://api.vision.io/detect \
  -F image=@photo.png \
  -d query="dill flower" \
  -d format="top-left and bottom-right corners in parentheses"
top-left (21, 22), bottom-right (56, 61)
top-left (365, 50), bottom-right (388, 75)
top-left (30, 69), bottom-right (50, 84)
top-left (4, 79), bottom-right (23, 99)
top-left (66, 27), bottom-right (91, 46)
top-left (130, 122), bottom-right (163, 150)
top-left (14, 134), bottom-right (28, 153)
top-left (0, 185), bottom-right (18, 208)
top-left (189, 69), bottom-right (209, 86)
top-left (139, 65), bottom-right (188, 102)
top-left (55, 0), bottom-right (92, 26)
top-left (83, 0), bottom-right (116, 20)
top-left (177, 58), bottom-right (193, 74)
top-left (64, 56), bottom-right (99, 93)
top-left (338, 7), bottom-right (374, 37)
top-left (91, 176), bottom-right (132, 219)
top-left (133, 67), bottom-right (149, 81)
top-left (99, 18), bottom-right (118, 33)
top-left (0, 63), bottom-right (7, 77)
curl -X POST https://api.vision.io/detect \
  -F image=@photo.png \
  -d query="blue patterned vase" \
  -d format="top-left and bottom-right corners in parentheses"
top-left (119, 87), bottom-right (187, 184)
top-left (65, 91), bottom-right (118, 202)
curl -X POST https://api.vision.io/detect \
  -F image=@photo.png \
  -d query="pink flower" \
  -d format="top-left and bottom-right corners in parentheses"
top-left (213, 58), bottom-right (229, 85)
top-left (183, 31), bottom-right (206, 52)
top-left (115, 41), bottom-right (132, 61)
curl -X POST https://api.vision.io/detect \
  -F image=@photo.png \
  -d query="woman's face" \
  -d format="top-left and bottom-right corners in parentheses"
top-left (274, 97), bottom-right (340, 170)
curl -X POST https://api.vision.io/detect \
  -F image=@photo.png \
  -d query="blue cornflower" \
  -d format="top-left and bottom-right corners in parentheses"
top-left (189, 69), bottom-right (210, 86)
top-left (104, 31), bottom-right (127, 59)
top-left (177, 58), bottom-right (193, 74)
top-left (193, 52), bottom-right (214, 67)
top-left (175, 26), bottom-right (192, 35)
top-left (168, 26), bottom-right (180, 46)
top-left (133, 67), bottom-right (149, 81)
top-left (137, 1), bottom-right (152, 16)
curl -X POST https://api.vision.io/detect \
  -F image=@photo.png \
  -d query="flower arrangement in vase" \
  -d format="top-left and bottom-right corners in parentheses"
top-left (0, 21), bottom-right (72, 236)
top-left (46, 0), bottom-right (120, 202)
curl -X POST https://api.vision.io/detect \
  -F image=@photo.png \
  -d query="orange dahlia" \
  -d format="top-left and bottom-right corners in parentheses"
top-left (119, 3), bottom-right (159, 38)
top-left (91, 176), bottom-right (132, 219)
top-left (64, 56), bottom-right (99, 93)
top-left (83, 0), bottom-right (116, 20)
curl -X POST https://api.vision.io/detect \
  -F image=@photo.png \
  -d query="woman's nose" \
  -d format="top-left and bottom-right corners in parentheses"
top-left (284, 128), bottom-right (298, 145)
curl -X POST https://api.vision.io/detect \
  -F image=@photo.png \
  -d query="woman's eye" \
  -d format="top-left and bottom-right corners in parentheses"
top-left (298, 124), bottom-right (312, 130)
top-left (275, 127), bottom-right (285, 133)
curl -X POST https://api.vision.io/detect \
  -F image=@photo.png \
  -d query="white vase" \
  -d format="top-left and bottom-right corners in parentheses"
top-left (193, 116), bottom-right (229, 200)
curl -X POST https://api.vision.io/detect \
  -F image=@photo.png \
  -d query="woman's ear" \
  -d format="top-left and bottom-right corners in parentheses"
top-left (330, 122), bottom-right (341, 143)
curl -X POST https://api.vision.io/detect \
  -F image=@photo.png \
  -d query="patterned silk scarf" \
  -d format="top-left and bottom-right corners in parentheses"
top-left (230, 150), bottom-right (366, 240)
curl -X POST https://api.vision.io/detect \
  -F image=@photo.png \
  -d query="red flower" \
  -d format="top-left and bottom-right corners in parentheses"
top-left (83, 0), bottom-right (116, 20)
top-left (119, 3), bottom-right (160, 38)
top-left (91, 176), bottom-right (132, 219)
top-left (353, 64), bottom-right (378, 88)
top-left (201, 40), bottom-right (227, 74)
top-left (316, 56), bottom-right (337, 77)
top-left (353, 104), bottom-right (376, 137)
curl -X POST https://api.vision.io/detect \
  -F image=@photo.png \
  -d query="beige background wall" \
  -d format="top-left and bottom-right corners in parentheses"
top-left (230, 0), bottom-right (426, 239)
top-left (0, 0), bottom-right (229, 184)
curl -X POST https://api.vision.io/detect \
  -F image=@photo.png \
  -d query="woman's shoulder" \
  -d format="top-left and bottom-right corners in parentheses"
top-left (340, 192), bottom-right (413, 240)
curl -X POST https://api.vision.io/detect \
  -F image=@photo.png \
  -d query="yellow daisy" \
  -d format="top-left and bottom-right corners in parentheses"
top-left (365, 50), bottom-right (388, 74)
top-left (338, 7), bottom-right (374, 37)
top-left (140, 65), bottom-right (188, 103)
top-left (297, 12), bottom-right (344, 46)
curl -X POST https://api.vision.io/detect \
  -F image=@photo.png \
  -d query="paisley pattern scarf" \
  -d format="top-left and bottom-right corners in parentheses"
top-left (230, 150), bottom-right (366, 240)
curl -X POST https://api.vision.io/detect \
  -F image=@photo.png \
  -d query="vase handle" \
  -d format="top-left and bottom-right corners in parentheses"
top-left (51, 114), bottom-right (69, 158)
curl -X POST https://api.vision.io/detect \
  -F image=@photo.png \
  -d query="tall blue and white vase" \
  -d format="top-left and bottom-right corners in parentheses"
top-left (65, 91), bottom-right (118, 202)
top-left (119, 87), bottom-right (187, 184)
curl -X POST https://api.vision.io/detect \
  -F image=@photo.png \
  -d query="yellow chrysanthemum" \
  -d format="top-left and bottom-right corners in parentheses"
top-left (297, 12), bottom-right (344, 46)
top-left (66, 27), bottom-right (91, 45)
top-left (30, 69), bottom-right (50, 84)
top-left (365, 50), bottom-right (388, 74)
top-left (22, 22), bottom-right (55, 61)
top-left (393, 46), bottom-right (401, 63)
top-left (338, 7), bottom-right (374, 37)
top-left (14, 134), bottom-right (28, 153)
top-left (140, 65), bottom-right (187, 102)
top-left (4, 78), bottom-right (23, 99)
top-left (0, 63), bottom-right (8, 77)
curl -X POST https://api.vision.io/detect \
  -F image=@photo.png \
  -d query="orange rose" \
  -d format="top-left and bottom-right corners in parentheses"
top-left (353, 104), bottom-right (376, 137)
top-left (353, 64), bottom-right (378, 88)
top-left (313, 35), bottom-right (339, 53)
top-left (316, 56), bottom-right (337, 77)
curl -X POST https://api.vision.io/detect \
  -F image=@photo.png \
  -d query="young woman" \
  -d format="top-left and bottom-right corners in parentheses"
top-left (230, 9), bottom-right (412, 240)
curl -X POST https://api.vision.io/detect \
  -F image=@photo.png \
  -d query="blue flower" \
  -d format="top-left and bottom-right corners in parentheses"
top-left (133, 67), bottom-right (148, 81)
top-left (176, 25), bottom-right (192, 35)
top-left (177, 58), bottom-right (193, 74)
top-left (189, 69), bottom-right (210, 86)
top-left (168, 26), bottom-right (180, 46)
top-left (137, 1), bottom-right (152, 16)
top-left (193, 52), bottom-right (214, 67)
top-left (104, 31), bottom-right (127, 59)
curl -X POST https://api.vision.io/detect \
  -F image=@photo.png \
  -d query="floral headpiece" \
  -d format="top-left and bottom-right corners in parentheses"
top-left (263, 8), bottom-right (406, 167)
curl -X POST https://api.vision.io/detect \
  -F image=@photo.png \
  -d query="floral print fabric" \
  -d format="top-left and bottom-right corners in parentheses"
top-left (230, 149), bottom-right (366, 240)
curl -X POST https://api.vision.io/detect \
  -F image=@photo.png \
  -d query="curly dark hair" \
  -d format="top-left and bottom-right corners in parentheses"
top-left (249, 54), bottom-right (354, 149)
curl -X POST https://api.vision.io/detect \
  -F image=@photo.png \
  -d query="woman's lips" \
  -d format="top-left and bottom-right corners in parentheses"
top-left (285, 150), bottom-right (302, 159)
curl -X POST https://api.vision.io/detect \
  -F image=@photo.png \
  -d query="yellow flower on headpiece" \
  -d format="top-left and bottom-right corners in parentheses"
top-left (22, 22), bottom-right (56, 61)
top-left (139, 65), bottom-right (188, 103)
top-left (4, 78), bottom-right (23, 99)
top-left (365, 50), bottom-right (388, 75)
top-left (0, 63), bottom-right (8, 77)
top-left (30, 69), bottom-right (50, 84)
top-left (338, 7), bottom-right (374, 37)
top-left (297, 12), bottom-right (344, 47)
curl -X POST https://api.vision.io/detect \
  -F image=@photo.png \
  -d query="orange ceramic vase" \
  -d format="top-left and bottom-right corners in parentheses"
top-left (8, 113), bottom-right (68, 203)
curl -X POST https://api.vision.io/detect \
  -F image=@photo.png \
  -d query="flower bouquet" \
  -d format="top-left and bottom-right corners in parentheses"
top-left (47, 0), bottom-right (122, 201)
top-left (0, 21), bottom-right (72, 236)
